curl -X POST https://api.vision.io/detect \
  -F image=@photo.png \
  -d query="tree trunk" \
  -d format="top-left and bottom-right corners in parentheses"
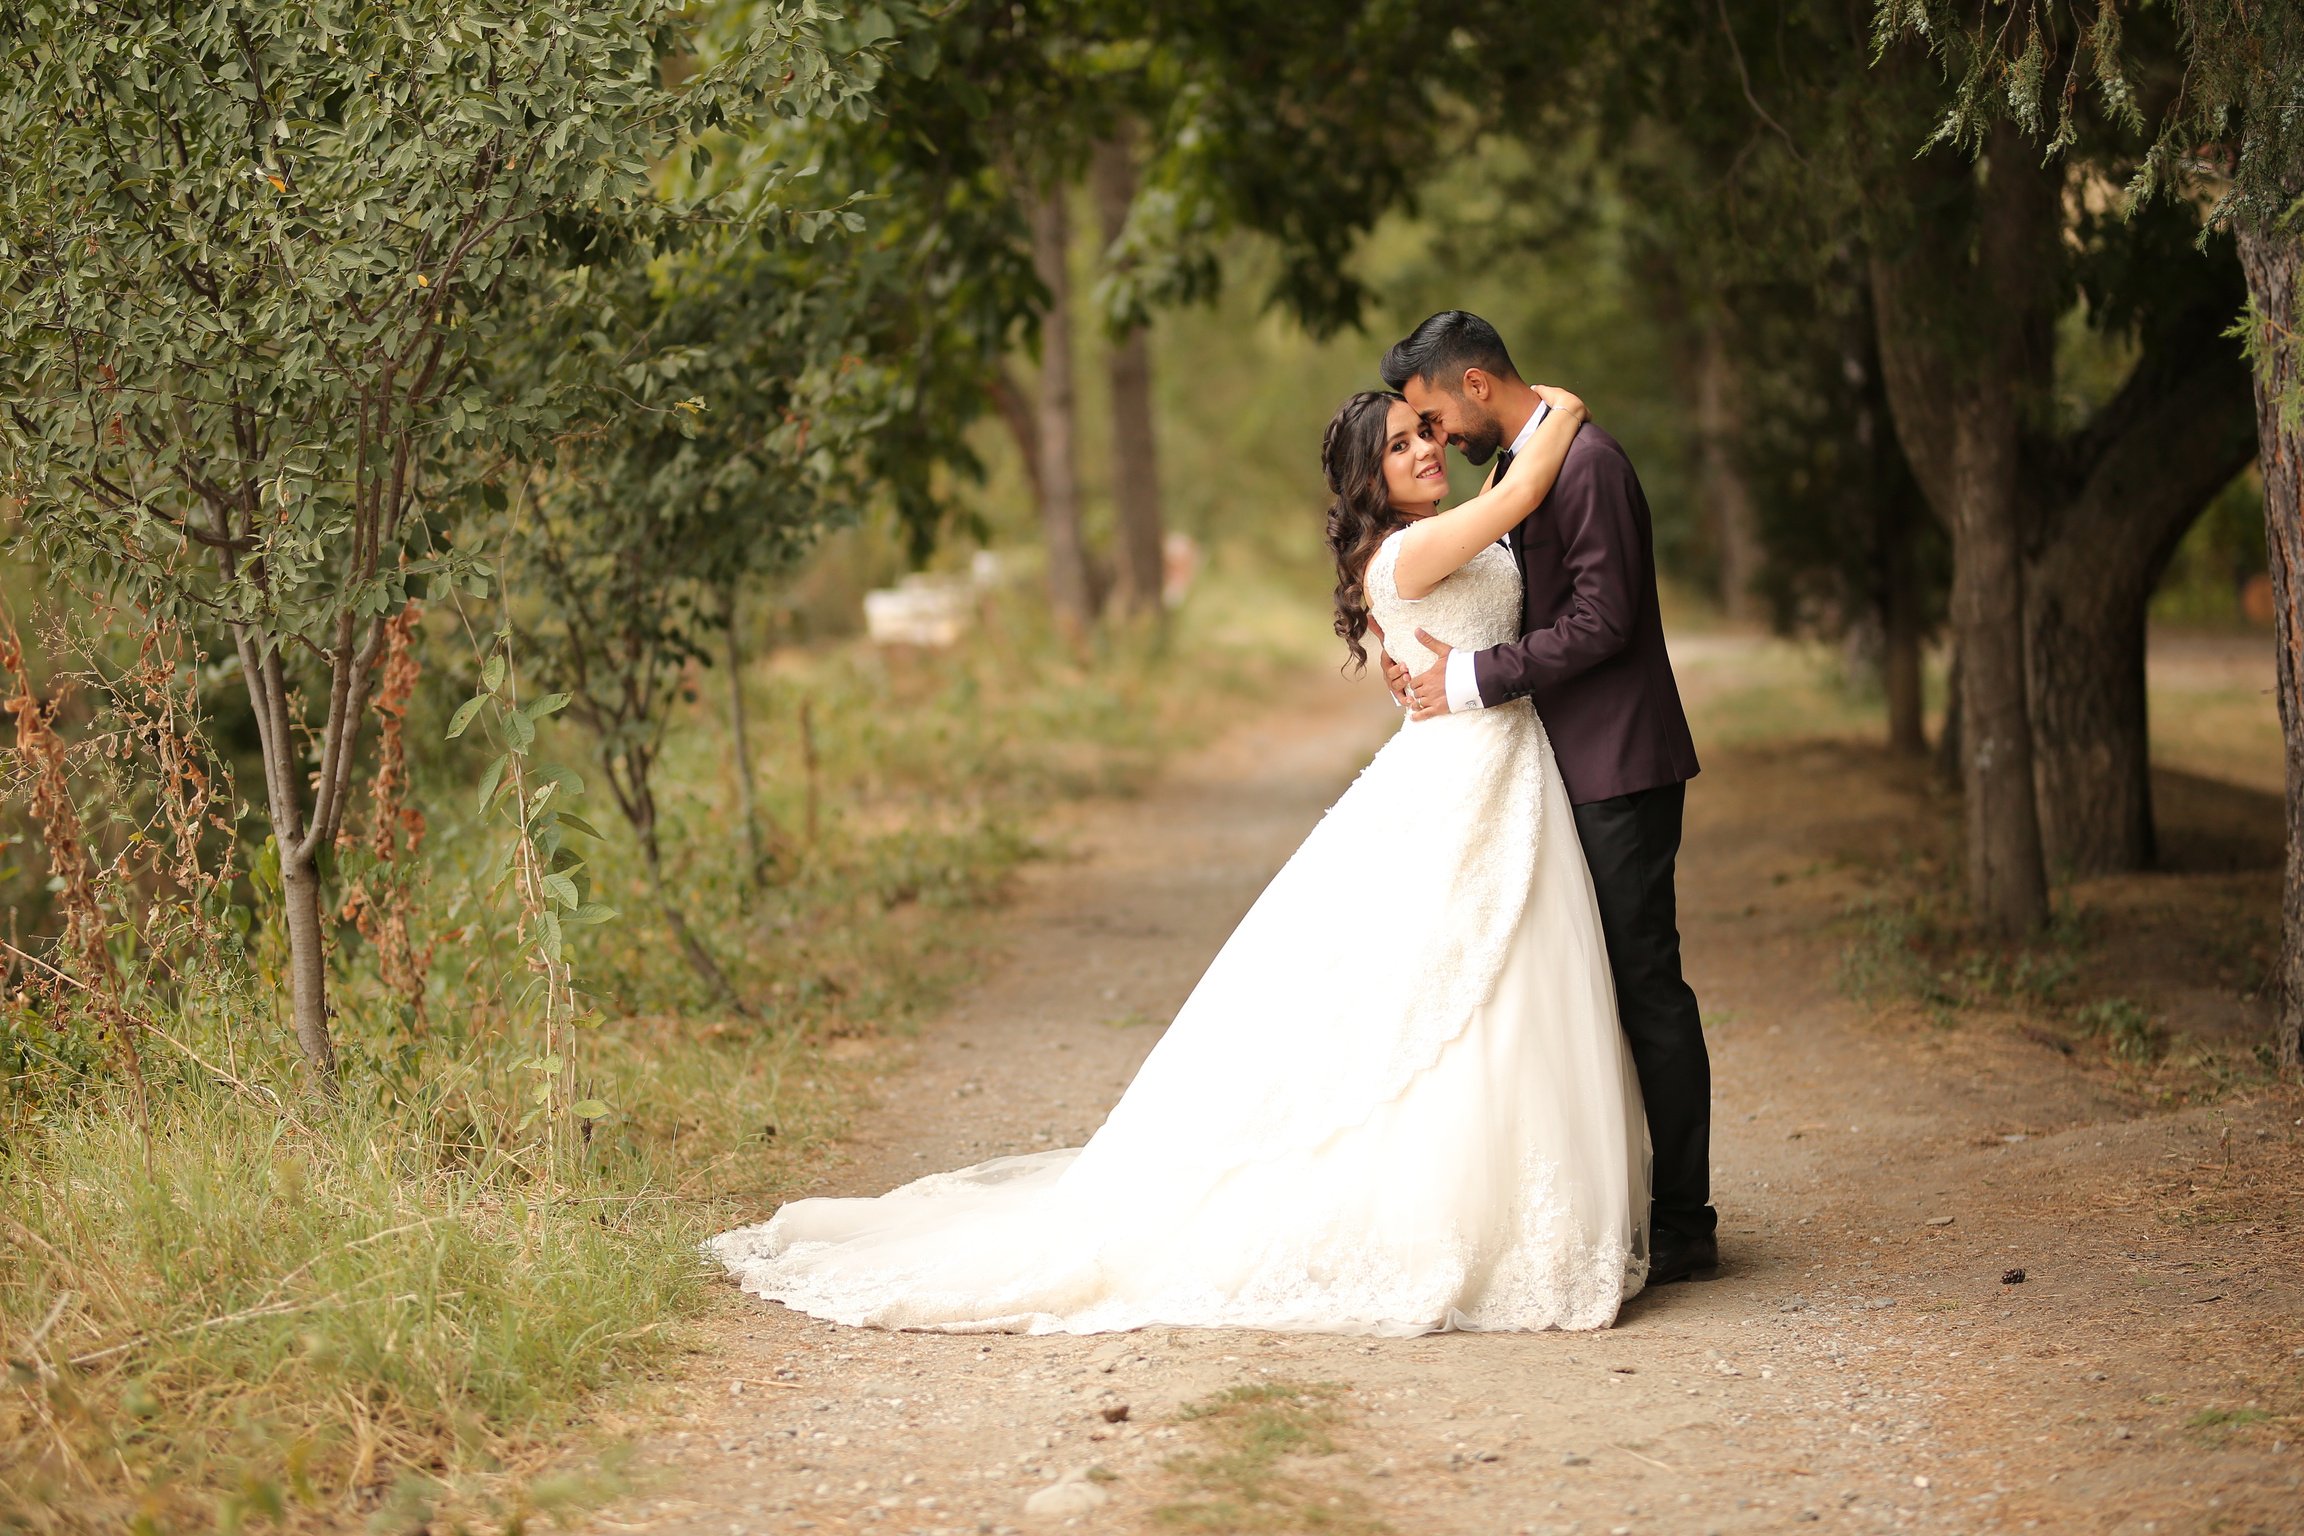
top-left (2237, 223), bottom-right (2304, 1069)
top-left (1866, 122), bottom-right (2053, 934)
top-left (720, 580), bottom-right (771, 889)
top-left (1881, 534), bottom-right (1927, 757)
top-left (1948, 387), bottom-right (2050, 934)
top-left (628, 787), bottom-right (753, 1018)
top-left (2025, 578), bottom-right (2154, 875)
top-left (1935, 647), bottom-right (1964, 786)
top-left (988, 366), bottom-right (1043, 511)
top-left (2019, 278), bottom-right (2259, 877)
top-left (1695, 318), bottom-right (1762, 622)
top-left (1029, 186), bottom-right (1095, 639)
top-left (279, 851), bottom-right (338, 1083)
top-left (233, 630), bottom-right (340, 1089)
top-left (1850, 310), bottom-right (1929, 757)
top-left (798, 697), bottom-right (820, 847)
top-left (1093, 133), bottom-right (1166, 620)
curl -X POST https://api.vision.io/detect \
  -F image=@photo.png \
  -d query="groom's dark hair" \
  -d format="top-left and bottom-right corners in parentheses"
top-left (1380, 311), bottom-right (1520, 394)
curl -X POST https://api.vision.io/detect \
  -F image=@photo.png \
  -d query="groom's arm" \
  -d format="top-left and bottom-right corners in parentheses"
top-left (1439, 442), bottom-right (1643, 712)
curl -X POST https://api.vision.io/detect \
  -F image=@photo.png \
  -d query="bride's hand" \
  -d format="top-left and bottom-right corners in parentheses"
top-left (1533, 383), bottom-right (1587, 421)
top-left (1403, 632), bottom-right (1453, 721)
top-left (1379, 651), bottom-right (1411, 708)
top-left (1367, 613), bottom-right (1412, 707)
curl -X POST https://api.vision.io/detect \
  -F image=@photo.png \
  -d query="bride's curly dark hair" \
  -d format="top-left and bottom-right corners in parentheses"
top-left (1323, 389), bottom-right (1411, 672)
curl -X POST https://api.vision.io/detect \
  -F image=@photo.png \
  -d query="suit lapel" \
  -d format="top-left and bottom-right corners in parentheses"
top-left (1492, 447), bottom-right (1517, 556)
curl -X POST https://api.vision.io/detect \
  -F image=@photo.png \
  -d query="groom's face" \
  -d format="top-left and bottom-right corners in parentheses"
top-left (1400, 371), bottom-right (1506, 466)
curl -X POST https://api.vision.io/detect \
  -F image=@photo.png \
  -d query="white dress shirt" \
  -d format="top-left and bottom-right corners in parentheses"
top-left (1441, 400), bottom-right (1552, 713)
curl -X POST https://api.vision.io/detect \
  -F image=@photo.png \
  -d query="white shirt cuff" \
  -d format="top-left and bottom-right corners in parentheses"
top-left (1443, 647), bottom-right (1486, 713)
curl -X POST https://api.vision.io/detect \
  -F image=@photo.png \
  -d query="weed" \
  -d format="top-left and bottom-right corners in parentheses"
top-left (1152, 1381), bottom-right (1389, 1533)
top-left (1837, 892), bottom-right (2090, 1018)
top-left (1836, 897), bottom-right (1936, 1005)
top-left (2186, 1405), bottom-right (2273, 1445)
top-left (2076, 998), bottom-right (2167, 1064)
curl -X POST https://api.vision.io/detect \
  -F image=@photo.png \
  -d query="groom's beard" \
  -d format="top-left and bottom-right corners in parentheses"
top-left (1456, 419), bottom-right (1505, 465)
top-left (1451, 400), bottom-right (1506, 465)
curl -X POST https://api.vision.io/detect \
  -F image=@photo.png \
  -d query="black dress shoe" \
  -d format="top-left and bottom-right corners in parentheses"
top-left (1648, 1232), bottom-right (1720, 1285)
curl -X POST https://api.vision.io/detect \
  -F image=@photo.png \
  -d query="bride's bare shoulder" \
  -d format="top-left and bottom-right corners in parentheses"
top-left (1358, 527), bottom-right (1411, 588)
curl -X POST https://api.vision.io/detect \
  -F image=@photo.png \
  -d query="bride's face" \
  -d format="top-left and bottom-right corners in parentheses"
top-left (1379, 401), bottom-right (1447, 516)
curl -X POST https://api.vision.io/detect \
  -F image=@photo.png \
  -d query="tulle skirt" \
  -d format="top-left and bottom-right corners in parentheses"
top-left (711, 703), bottom-right (1650, 1334)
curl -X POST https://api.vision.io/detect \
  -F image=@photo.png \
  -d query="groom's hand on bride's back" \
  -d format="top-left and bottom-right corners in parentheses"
top-left (1379, 652), bottom-right (1411, 707)
top-left (1369, 617), bottom-right (1456, 718)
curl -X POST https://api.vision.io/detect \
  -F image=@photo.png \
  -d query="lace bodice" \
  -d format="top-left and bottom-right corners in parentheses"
top-left (1365, 531), bottom-right (1523, 675)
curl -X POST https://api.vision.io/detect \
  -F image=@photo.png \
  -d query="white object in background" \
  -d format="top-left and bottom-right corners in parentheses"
top-left (1161, 532), bottom-right (1200, 609)
top-left (863, 574), bottom-right (973, 648)
top-left (969, 548), bottom-right (1019, 590)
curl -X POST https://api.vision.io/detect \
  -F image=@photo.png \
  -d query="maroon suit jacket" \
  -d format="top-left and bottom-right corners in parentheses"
top-left (1471, 423), bottom-right (1700, 804)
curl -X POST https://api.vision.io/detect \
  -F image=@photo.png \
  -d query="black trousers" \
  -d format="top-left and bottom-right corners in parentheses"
top-left (1570, 782), bottom-right (1716, 1244)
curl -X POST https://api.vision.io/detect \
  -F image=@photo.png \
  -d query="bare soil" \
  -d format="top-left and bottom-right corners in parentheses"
top-left (576, 643), bottom-right (2304, 1536)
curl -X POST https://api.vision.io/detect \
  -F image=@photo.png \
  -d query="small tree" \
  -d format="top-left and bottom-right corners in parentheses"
top-left (0, 0), bottom-right (874, 1088)
top-left (503, 234), bottom-right (876, 1011)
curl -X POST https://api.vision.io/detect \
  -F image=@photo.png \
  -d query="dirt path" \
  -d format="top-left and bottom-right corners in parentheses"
top-left (579, 651), bottom-right (2303, 1536)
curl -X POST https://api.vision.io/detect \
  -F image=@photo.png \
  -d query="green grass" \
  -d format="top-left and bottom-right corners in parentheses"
top-left (1835, 891), bottom-right (2088, 1018)
top-left (0, 966), bottom-right (863, 1534)
top-left (3, 566), bottom-right (1329, 1534)
top-left (2075, 997), bottom-right (2167, 1065)
top-left (1151, 1381), bottom-right (1389, 1534)
top-left (2185, 1405), bottom-right (2274, 1446)
top-left (4, 1080), bottom-right (709, 1534)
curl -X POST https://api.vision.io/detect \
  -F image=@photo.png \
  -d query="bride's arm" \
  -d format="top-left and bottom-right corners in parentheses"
top-left (1391, 386), bottom-right (1587, 599)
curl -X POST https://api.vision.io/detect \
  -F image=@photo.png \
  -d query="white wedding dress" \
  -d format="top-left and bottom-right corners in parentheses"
top-left (711, 532), bottom-right (1650, 1334)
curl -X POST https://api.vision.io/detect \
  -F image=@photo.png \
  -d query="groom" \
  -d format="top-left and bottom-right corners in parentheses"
top-left (1378, 311), bottom-right (1718, 1285)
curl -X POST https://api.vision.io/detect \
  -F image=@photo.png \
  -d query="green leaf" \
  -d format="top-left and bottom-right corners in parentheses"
top-left (555, 812), bottom-right (606, 840)
top-left (568, 901), bottom-right (620, 926)
top-left (475, 754), bottom-right (508, 816)
top-left (571, 1099), bottom-right (611, 1121)
top-left (534, 763), bottom-right (587, 797)
top-left (537, 908), bottom-right (564, 963)
top-left (541, 871), bottom-right (580, 908)
top-left (523, 691), bottom-right (572, 722)
top-left (482, 654), bottom-right (507, 693)
top-left (445, 694), bottom-right (488, 740)
top-left (504, 708), bottom-right (536, 751)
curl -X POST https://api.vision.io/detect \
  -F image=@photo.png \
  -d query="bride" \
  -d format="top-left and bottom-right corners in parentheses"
top-left (711, 385), bottom-right (1651, 1335)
